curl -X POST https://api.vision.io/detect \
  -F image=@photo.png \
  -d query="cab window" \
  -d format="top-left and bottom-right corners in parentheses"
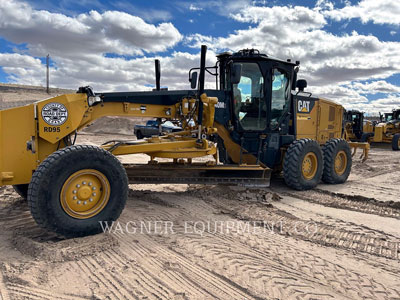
top-left (271, 69), bottom-right (290, 129)
top-left (232, 63), bottom-right (265, 130)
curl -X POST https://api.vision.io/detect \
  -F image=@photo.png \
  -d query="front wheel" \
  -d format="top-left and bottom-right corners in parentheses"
top-left (322, 139), bottom-right (352, 184)
top-left (28, 145), bottom-right (128, 237)
top-left (136, 131), bottom-right (143, 139)
top-left (392, 133), bottom-right (400, 151)
top-left (283, 139), bottom-right (323, 190)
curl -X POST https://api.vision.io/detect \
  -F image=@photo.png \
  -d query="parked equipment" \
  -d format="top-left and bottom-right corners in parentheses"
top-left (134, 119), bottom-right (181, 139)
top-left (358, 109), bottom-right (400, 150)
top-left (0, 45), bottom-right (368, 236)
top-left (342, 110), bottom-right (372, 158)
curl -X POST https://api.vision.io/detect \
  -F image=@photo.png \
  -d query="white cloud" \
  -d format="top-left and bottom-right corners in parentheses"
top-left (231, 5), bottom-right (326, 29)
top-left (189, 4), bottom-right (203, 11)
top-left (351, 80), bottom-right (400, 94)
top-left (323, 0), bottom-right (400, 25)
top-left (186, 5), bottom-right (400, 111)
top-left (361, 95), bottom-right (400, 114)
top-left (0, 0), bottom-right (400, 114)
top-left (0, 0), bottom-right (182, 58)
top-left (178, 0), bottom-right (251, 16)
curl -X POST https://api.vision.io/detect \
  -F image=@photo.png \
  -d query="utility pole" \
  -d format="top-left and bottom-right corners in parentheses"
top-left (46, 54), bottom-right (50, 94)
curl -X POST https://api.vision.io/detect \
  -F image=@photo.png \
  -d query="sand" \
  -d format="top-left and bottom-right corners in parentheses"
top-left (0, 85), bottom-right (399, 300)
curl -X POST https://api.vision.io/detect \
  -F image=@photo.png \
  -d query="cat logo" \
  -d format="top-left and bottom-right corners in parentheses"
top-left (297, 100), bottom-right (314, 113)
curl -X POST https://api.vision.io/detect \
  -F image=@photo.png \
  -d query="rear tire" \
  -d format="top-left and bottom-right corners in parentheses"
top-left (13, 184), bottom-right (29, 199)
top-left (392, 133), bottom-right (400, 151)
top-left (28, 145), bottom-right (128, 237)
top-left (283, 139), bottom-right (323, 190)
top-left (322, 139), bottom-right (352, 184)
top-left (361, 133), bottom-right (373, 143)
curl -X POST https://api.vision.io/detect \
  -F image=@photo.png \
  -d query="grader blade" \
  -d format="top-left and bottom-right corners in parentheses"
top-left (348, 142), bottom-right (370, 162)
top-left (123, 163), bottom-right (271, 187)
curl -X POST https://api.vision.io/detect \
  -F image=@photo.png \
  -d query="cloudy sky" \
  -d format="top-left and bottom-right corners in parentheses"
top-left (0, 0), bottom-right (399, 114)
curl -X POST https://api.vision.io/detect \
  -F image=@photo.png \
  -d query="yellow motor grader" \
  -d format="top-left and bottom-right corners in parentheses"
top-left (0, 45), bottom-right (369, 236)
top-left (345, 109), bottom-right (400, 150)
top-left (373, 109), bottom-right (400, 150)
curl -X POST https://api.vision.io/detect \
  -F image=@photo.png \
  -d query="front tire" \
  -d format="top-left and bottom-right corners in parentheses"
top-left (322, 139), bottom-right (352, 184)
top-left (283, 139), bottom-right (323, 190)
top-left (136, 131), bottom-right (143, 139)
top-left (392, 133), bottom-right (400, 151)
top-left (28, 145), bottom-right (128, 237)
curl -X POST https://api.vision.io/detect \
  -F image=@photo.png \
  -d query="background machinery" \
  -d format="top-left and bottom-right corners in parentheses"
top-left (348, 108), bottom-right (400, 150)
top-left (0, 45), bottom-right (368, 236)
top-left (343, 109), bottom-right (374, 141)
top-left (374, 108), bottom-right (400, 150)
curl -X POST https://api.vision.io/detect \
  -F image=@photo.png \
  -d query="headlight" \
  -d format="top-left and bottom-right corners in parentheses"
top-left (88, 96), bottom-right (101, 106)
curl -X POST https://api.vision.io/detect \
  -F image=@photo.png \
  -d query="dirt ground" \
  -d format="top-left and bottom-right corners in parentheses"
top-left (0, 132), bottom-right (399, 300)
top-left (0, 86), bottom-right (400, 299)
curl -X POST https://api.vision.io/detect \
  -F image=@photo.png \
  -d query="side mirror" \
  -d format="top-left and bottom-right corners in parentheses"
top-left (189, 71), bottom-right (198, 89)
top-left (231, 64), bottom-right (242, 84)
top-left (296, 79), bottom-right (307, 92)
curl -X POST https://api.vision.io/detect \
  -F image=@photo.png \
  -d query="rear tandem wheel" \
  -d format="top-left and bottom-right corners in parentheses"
top-left (283, 139), bottom-right (323, 191)
top-left (322, 138), bottom-right (352, 184)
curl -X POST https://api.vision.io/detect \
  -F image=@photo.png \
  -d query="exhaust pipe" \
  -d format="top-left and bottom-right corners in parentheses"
top-left (197, 45), bottom-right (207, 141)
top-left (155, 59), bottom-right (161, 91)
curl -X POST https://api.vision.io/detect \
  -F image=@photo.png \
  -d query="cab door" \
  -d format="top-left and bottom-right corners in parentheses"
top-left (262, 64), bottom-right (293, 168)
top-left (232, 62), bottom-right (266, 133)
top-left (231, 61), bottom-right (267, 158)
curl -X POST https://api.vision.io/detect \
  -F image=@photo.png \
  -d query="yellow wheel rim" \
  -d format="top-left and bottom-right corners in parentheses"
top-left (302, 152), bottom-right (318, 180)
top-left (60, 169), bottom-right (110, 219)
top-left (334, 151), bottom-right (347, 176)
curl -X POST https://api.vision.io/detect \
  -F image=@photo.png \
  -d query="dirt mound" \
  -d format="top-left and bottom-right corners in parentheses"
top-left (82, 116), bottom-right (150, 135)
top-left (11, 230), bottom-right (118, 263)
top-left (0, 83), bottom-right (74, 104)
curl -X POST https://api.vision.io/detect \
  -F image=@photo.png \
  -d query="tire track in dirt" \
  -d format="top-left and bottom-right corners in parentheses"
top-left (1, 183), bottom-right (400, 300)
top-left (278, 188), bottom-right (400, 220)
top-left (0, 271), bottom-right (10, 300)
top-left (142, 219), bottom-right (396, 299)
top-left (196, 187), bottom-right (400, 261)
top-left (6, 283), bottom-right (87, 300)
top-left (114, 218), bottom-right (258, 300)
top-left (120, 192), bottom-right (400, 300)
top-left (100, 250), bottom-right (176, 299)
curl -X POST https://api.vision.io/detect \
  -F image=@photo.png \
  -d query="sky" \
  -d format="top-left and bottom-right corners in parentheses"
top-left (0, 0), bottom-right (399, 114)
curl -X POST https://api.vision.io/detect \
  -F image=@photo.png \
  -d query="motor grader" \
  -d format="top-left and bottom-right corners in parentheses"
top-left (0, 45), bottom-right (369, 237)
top-left (356, 108), bottom-right (400, 150)
top-left (342, 109), bottom-right (375, 143)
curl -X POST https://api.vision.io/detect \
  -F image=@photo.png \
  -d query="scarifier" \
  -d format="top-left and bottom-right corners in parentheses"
top-left (0, 45), bottom-right (369, 236)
